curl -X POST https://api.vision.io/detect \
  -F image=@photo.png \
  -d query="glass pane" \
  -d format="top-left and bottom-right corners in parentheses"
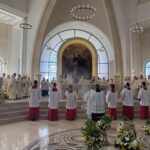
top-left (40, 73), bottom-right (49, 80)
top-left (89, 36), bottom-right (103, 49)
top-left (48, 63), bottom-right (57, 72)
top-left (146, 67), bottom-right (150, 78)
top-left (49, 72), bottom-right (57, 82)
top-left (59, 30), bottom-right (74, 40)
top-left (40, 62), bottom-right (49, 72)
top-left (48, 34), bottom-right (61, 49)
top-left (146, 62), bottom-right (150, 67)
top-left (99, 64), bottom-right (108, 74)
top-left (99, 73), bottom-right (108, 79)
top-left (49, 52), bottom-right (57, 62)
top-left (41, 48), bottom-right (51, 61)
top-left (98, 51), bottom-right (108, 63)
top-left (75, 30), bottom-right (90, 39)
top-left (53, 41), bottom-right (63, 53)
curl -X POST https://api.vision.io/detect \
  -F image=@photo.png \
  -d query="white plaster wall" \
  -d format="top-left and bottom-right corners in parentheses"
top-left (140, 28), bottom-right (150, 76)
top-left (0, 0), bottom-right (28, 14)
top-left (7, 27), bottom-right (23, 74)
top-left (26, 0), bottom-right (48, 76)
top-left (0, 23), bottom-right (9, 73)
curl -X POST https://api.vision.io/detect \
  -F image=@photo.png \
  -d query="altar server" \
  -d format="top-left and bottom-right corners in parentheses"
top-left (120, 83), bottom-right (134, 120)
top-left (106, 84), bottom-right (117, 120)
top-left (65, 85), bottom-right (78, 120)
top-left (91, 84), bottom-right (105, 122)
top-left (48, 83), bottom-right (60, 121)
top-left (84, 85), bottom-right (95, 119)
top-left (138, 82), bottom-right (150, 119)
top-left (28, 80), bottom-right (41, 121)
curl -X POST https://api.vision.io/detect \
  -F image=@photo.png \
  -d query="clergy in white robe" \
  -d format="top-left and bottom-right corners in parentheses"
top-left (28, 80), bottom-right (41, 121)
top-left (7, 73), bottom-right (17, 100)
top-left (106, 84), bottom-right (117, 120)
top-left (120, 83), bottom-right (134, 120)
top-left (48, 83), bottom-right (60, 121)
top-left (16, 74), bottom-right (22, 99)
top-left (91, 84), bottom-right (105, 122)
top-left (65, 85), bottom-right (78, 120)
top-left (84, 85), bottom-right (95, 119)
top-left (138, 82), bottom-right (150, 119)
top-left (41, 78), bottom-right (49, 97)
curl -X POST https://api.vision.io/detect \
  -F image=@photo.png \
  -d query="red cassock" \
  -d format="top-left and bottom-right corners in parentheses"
top-left (108, 108), bottom-right (117, 120)
top-left (66, 109), bottom-right (76, 120)
top-left (48, 109), bottom-right (58, 121)
top-left (123, 105), bottom-right (134, 120)
top-left (140, 106), bottom-right (149, 119)
top-left (28, 107), bottom-right (39, 120)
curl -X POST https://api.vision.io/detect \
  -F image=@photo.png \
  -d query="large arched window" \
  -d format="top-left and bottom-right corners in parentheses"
top-left (40, 29), bottom-right (109, 81)
top-left (145, 61), bottom-right (150, 78)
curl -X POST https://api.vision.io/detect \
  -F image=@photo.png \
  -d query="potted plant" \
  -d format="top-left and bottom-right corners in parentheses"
top-left (81, 119), bottom-right (104, 150)
top-left (144, 120), bottom-right (150, 136)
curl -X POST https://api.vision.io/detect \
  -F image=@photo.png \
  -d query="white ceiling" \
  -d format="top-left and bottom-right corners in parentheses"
top-left (0, 9), bottom-right (23, 25)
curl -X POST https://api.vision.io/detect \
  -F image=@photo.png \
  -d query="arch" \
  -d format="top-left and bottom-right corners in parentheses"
top-left (32, 0), bottom-right (123, 88)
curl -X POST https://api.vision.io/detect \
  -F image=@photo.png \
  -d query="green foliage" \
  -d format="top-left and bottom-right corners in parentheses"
top-left (114, 119), bottom-right (141, 150)
top-left (0, 89), bottom-right (8, 103)
top-left (144, 119), bottom-right (150, 136)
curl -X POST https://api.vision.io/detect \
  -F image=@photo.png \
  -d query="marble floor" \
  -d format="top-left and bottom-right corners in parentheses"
top-left (0, 119), bottom-right (148, 150)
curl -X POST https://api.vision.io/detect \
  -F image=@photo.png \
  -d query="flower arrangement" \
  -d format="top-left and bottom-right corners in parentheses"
top-left (0, 89), bottom-right (8, 103)
top-left (144, 120), bottom-right (150, 136)
top-left (96, 114), bottom-right (112, 131)
top-left (114, 118), bottom-right (141, 150)
top-left (81, 119), bottom-right (104, 150)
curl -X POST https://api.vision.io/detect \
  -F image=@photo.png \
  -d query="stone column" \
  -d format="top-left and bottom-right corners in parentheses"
top-left (114, 74), bottom-right (122, 93)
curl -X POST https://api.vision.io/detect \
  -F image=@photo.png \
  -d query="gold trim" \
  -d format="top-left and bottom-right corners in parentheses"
top-left (58, 38), bottom-right (97, 78)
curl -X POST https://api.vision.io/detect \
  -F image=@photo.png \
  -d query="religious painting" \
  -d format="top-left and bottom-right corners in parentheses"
top-left (62, 43), bottom-right (92, 83)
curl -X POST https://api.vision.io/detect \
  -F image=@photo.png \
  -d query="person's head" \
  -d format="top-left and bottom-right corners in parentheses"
top-left (141, 81), bottom-right (146, 88)
top-left (34, 80), bottom-right (38, 85)
top-left (2, 73), bottom-right (6, 77)
top-left (53, 83), bottom-right (57, 87)
top-left (69, 85), bottom-right (73, 89)
top-left (13, 73), bottom-right (16, 77)
top-left (126, 82), bottom-right (130, 89)
top-left (140, 75), bottom-right (143, 79)
top-left (95, 84), bottom-right (101, 92)
top-left (110, 84), bottom-right (115, 90)
top-left (43, 78), bottom-right (45, 81)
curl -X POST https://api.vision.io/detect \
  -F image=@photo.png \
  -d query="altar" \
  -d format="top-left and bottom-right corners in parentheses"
top-left (60, 83), bottom-right (108, 99)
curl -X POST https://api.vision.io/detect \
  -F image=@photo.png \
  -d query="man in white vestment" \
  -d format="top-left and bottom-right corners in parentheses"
top-left (8, 73), bottom-right (17, 100)
top-left (41, 78), bottom-right (49, 97)
top-left (84, 85), bottom-right (95, 119)
top-left (16, 74), bottom-right (22, 99)
top-left (91, 84), bottom-right (105, 122)
top-left (66, 74), bottom-right (74, 84)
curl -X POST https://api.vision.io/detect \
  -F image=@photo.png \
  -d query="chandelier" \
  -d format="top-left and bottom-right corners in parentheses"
top-left (19, 17), bottom-right (32, 30)
top-left (130, 23), bottom-right (144, 33)
top-left (70, 5), bottom-right (97, 21)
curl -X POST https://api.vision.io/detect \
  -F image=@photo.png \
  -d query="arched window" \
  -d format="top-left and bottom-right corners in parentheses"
top-left (145, 61), bottom-right (150, 78)
top-left (40, 29), bottom-right (109, 81)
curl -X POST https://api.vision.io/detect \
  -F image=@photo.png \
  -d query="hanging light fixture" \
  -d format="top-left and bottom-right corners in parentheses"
top-left (130, 22), bottom-right (144, 33)
top-left (19, 17), bottom-right (32, 30)
top-left (70, 4), bottom-right (97, 21)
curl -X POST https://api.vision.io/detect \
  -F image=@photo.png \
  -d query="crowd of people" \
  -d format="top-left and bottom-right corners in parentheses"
top-left (1, 72), bottom-right (150, 122)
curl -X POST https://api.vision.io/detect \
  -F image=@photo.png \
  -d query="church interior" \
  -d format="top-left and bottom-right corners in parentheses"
top-left (0, 0), bottom-right (150, 149)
